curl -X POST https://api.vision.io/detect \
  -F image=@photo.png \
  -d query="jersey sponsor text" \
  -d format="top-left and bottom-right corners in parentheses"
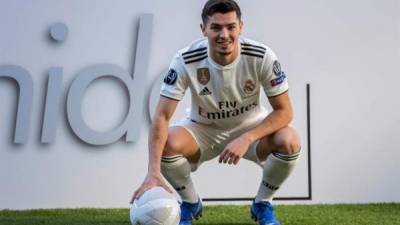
top-left (198, 101), bottom-right (258, 120)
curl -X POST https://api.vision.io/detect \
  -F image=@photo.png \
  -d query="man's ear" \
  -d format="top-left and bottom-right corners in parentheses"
top-left (239, 20), bottom-right (244, 34)
top-left (200, 23), bottom-right (206, 36)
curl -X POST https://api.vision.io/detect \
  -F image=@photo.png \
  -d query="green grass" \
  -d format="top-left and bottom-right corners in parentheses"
top-left (0, 203), bottom-right (399, 225)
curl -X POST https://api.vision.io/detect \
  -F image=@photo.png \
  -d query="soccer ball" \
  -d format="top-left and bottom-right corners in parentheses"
top-left (130, 186), bottom-right (180, 225)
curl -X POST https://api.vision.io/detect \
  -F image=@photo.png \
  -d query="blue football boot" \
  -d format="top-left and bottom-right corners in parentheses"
top-left (251, 200), bottom-right (281, 225)
top-left (179, 199), bottom-right (203, 225)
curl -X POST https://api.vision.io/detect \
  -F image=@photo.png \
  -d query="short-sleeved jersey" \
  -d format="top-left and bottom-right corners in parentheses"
top-left (161, 37), bottom-right (288, 129)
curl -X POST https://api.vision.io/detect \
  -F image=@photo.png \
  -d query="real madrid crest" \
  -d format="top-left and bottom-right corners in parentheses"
top-left (197, 68), bottom-right (210, 85)
top-left (243, 79), bottom-right (256, 95)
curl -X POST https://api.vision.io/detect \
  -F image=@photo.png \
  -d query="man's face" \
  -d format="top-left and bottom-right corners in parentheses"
top-left (201, 11), bottom-right (243, 58)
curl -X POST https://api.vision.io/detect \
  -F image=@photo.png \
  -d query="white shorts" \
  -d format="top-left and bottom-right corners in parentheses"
top-left (172, 112), bottom-right (268, 171)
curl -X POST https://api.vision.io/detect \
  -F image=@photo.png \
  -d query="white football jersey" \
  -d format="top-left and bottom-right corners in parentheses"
top-left (161, 37), bottom-right (288, 129)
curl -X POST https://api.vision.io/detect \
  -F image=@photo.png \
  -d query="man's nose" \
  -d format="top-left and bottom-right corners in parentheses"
top-left (218, 27), bottom-right (229, 38)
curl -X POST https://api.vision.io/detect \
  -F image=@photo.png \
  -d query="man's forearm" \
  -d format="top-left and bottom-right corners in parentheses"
top-left (147, 116), bottom-right (169, 174)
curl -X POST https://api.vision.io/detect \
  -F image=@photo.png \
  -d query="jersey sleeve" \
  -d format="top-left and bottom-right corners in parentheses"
top-left (160, 53), bottom-right (189, 101)
top-left (260, 49), bottom-right (289, 97)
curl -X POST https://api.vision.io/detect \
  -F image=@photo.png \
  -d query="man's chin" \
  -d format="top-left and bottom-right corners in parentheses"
top-left (217, 49), bottom-right (233, 56)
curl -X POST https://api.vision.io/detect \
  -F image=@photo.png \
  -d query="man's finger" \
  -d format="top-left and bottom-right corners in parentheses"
top-left (223, 156), bottom-right (229, 163)
top-left (228, 154), bottom-right (236, 164)
top-left (135, 188), bottom-right (146, 200)
top-left (131, 190), bottom-right (139, 203)
top-left (221, 153), bottom-right (227, 163)
top-left (222, 152), bottom-right (228, 163)
top-left (219, 149), bottom-right (228, 163)
top-left (219, 150), bottom-right (227, 163)
top-left (233, 156), bottom-right (240, 165)
top-left (223, 152), bottom-right (232, 163)
top-left (129, 196), bottom-right (134, 204)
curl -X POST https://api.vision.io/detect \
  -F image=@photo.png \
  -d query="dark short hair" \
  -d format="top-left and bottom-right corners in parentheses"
top-left (201, 0), bottom-right (242, 24)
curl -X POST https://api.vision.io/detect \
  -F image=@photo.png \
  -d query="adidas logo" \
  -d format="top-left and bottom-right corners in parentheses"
top-left (199, 87), bottom-right (212, 95)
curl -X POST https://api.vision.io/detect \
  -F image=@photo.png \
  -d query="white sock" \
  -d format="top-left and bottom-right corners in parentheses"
top-left (255, 151), bottom-right (300, 203)
top-left (161, 155), bottom-right (199, 203)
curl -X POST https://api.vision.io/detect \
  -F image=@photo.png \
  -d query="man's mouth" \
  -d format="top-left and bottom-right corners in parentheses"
top-left (217, 40), bottom-right (232, 48)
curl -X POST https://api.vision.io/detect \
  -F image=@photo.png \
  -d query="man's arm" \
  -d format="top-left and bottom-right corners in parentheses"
top-left (243, 91), bottom-right (292, 144)
top-left (219, 91), bottom-right (292, 164)
top-left (131, 96), bottom-right (179, 202)
top-left (147, 96), bottom-right (179, 174)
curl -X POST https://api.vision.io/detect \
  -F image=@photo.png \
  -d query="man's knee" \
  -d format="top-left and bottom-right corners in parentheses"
top-left (272, 127), bottom-right (301, 154)
top-left (162, 127), bottom-right (200, 163)
top-left (163, 129), bottom-right (187, 157)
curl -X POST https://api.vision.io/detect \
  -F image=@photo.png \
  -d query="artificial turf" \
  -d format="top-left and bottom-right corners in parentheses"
top-left (0, 203), bottom-right (399, 225)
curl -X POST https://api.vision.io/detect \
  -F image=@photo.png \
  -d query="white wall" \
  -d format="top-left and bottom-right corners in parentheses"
top-left (0, 0), bottom-right (399, 209)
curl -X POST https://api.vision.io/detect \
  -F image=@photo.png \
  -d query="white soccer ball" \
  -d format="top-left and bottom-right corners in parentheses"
top-left (130, 186), bottom-right (180, 225)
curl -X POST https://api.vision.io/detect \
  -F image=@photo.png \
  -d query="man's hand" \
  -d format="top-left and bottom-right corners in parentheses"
top-left (218, 134), bottom-right (252, 165)
top-left (130, 173), bottom-right (172, 203)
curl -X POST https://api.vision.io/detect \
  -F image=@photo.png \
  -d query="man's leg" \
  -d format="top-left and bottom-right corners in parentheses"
top-left (255, 126), bottom-right (301, 202)
top-left (160, 126), bottom-right (202, 225)
top-left (251, 126), bottom-right (301, 225)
